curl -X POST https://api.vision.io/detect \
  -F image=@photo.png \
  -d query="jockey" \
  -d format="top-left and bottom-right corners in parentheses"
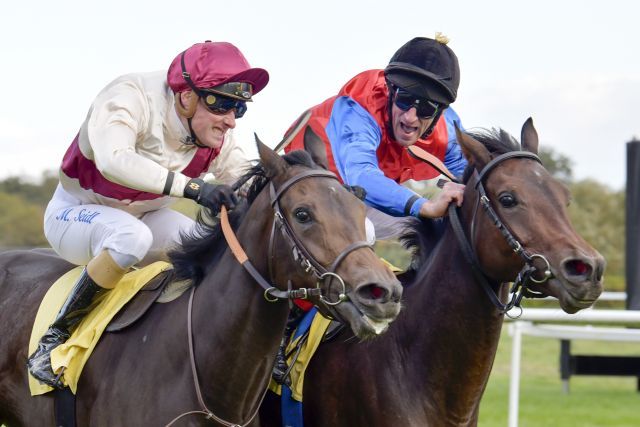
top-left (271, 35), bottom-right (469, 388)
top-left (284, 35), bottom-right (467, 228)
top-left (27, 41), bottom-right (269, 388)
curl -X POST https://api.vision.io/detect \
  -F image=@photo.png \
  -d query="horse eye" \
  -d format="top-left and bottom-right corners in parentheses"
top-left (294, 208), bottom-right (312, 223)
top-left (498, 192), bottom-right (517, 208)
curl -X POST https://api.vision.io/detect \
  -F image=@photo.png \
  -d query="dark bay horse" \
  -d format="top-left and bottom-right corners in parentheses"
top-left (0, 137), bottom-right (402, 426)
top-left (258, 119), bottom-right (605, 426)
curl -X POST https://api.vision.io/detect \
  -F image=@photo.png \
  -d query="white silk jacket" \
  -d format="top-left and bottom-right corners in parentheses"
top-left (59, 71), bottom-right (250, 217)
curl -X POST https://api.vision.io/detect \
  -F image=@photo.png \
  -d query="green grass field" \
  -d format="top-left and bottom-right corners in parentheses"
top-left (479, 328), bottom-right (640, 426)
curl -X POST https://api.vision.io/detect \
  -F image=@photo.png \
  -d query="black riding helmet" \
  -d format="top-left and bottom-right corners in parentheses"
top-left (384, 35), bottom-right (460, 138)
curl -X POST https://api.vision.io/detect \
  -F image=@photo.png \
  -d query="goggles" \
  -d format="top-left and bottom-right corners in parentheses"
top-left (393, 87), bottom-right (440, 119)
top-left (201, 92), bottom-right (247, 118)
top-left (179, 51), bottom-right (249, 118)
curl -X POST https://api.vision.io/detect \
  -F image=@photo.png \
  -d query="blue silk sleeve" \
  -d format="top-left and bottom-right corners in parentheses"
top-left (325, 96), bottom-right (426, 217)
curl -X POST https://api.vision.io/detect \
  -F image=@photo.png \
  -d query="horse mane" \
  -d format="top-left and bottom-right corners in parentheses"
top-left (461, 127), bottom-right (521, 184)
top-left (401, 127), bottom-right (520, 276)
top-left (168, 150), bottom-right (317, 286)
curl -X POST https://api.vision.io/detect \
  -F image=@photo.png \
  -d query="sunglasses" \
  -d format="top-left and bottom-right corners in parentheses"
top-left (201, 93), bottom-right (247, 118)
top-left (393, 88), bottom-right (440, 119)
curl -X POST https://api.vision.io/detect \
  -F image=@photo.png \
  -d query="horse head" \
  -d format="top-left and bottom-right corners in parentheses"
top-left (455, 118), bottom-right (604, 313)
top-left (240, 132), bottom-right (402, 339)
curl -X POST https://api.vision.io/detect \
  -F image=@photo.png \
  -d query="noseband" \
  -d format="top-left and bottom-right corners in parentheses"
top-left (449, 151), bottom-right (553, 314)
top-left (222, 168), bottom-right (373, 306)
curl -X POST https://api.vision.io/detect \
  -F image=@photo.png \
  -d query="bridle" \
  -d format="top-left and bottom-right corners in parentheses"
top-left (265, 169), bottom-right (373, 306)
top-left (448, 151), bottom-right (553, 315)
top-left (225, 168), bottom-right (374, 305)
top-left (166, 167), bottom-right (373, 427)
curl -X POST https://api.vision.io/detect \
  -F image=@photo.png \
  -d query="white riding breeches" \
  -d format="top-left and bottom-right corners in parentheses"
top-left (44, 184), bottom-right (195, 269)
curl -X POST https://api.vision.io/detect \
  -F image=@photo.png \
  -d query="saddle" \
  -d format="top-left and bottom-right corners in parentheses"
top-left (106, 270), bottom-right (190, 332)
top-left (28, 262), bottom-right (191, 396)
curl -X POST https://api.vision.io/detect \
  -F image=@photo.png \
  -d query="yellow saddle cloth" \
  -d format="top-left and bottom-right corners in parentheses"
top-left (28, 261), bottom-right (172, 396)
top-left (268, 257), bottom-right (400, 402)
top-left (268, 311), bottom-right (332, 402)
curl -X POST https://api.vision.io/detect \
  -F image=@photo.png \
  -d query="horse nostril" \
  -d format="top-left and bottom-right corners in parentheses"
top-left (564, 259), bottom-right (593, 278)
top-left (595, 258), bottom-right (606, 282)
top-left (357, 284), bottom-right (389, 301)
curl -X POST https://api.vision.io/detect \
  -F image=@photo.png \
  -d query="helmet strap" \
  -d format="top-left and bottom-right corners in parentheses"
top-left (385, 80), bottom-right (396, 138)
top-left (174, 92), bottom-right (207, 148)
top-left (174, 91), bottom-right (198, 118)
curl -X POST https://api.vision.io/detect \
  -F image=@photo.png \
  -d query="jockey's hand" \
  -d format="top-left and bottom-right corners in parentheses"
top-left (183, 178), bottom-right (238, 214)
top-left (418, 181), bottom-right (465, 218)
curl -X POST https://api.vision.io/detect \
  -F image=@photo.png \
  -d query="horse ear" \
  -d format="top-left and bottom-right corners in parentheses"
top-left (303, 126), bottom-right (329, 170)
top-left (454, 122), bottom-right (491, 170)
top-left (255, 133), bottom-right (287, 178)
top-left (520, 117), bottom-right (539, 154)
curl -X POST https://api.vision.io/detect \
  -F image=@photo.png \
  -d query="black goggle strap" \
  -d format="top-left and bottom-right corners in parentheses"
top-left (178, 51), bottom-right (206, 147)
top-left (180, 51), bottom-right (205, 98)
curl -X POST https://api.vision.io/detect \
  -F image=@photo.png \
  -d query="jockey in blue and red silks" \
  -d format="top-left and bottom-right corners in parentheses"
top-left (285, 35), bottom-right (467, 220)
top-left (270, 35), bottom-right (470, 404)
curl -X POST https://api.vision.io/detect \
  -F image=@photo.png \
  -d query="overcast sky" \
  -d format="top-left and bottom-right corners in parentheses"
top-left (1, 0), bottom-right (637, 190)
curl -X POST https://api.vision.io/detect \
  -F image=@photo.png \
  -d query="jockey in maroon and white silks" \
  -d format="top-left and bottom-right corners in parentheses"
top-left (29, 41), bottom-right (269, 388)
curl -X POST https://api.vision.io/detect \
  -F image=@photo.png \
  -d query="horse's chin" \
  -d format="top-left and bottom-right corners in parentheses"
top-left (333, 300), bottom-right (397, 341)
top-left (529, 276), bottom-right (602, 314)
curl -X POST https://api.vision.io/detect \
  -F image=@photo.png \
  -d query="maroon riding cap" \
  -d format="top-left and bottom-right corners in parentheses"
top-left (167, 41), bottom-right (269, 99)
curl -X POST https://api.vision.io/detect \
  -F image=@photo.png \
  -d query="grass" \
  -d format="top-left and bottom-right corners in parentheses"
top-left (479, 328), bottom-right (640, 426)
top-left (374, 242), bottom-right (638, 426)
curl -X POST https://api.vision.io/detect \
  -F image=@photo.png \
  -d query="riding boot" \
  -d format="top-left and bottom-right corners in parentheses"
top-left (272, 306), bottom-right (304, 386)
top-left (27, 269), bottom-right (107, 387)
top-left (27, 250), bottom-right (126, 388)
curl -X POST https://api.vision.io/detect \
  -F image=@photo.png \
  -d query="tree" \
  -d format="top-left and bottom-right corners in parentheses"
top-left (568, 179), bottom-right (624, 281)
top-left (0, 170), bottom-right (58, 206)
top-left (0, 192), bottom-right (48, 247)
top-left (538, 146), bottom-right (573, 182)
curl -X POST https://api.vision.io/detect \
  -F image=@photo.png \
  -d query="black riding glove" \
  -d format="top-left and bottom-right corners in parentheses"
top-left (183, 178), bottom-right (238, 214)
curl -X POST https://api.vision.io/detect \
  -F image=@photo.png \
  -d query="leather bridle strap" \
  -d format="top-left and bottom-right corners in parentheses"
top-left (269, 170), bottom-right (345, 276)
top-left (407, 145), bottom-right (458, 182)
top-left (220, 206), bottom-right (318, 300)
top-left (165, 287), bottom-right (268, 427)
top-left (474, 151), bottom-right (541, 187)
top-left (448, 150), bottom-right (550, 313)
top-left (448, 203), bottom-right (511, 311)
top-left (270, 169), bottom-right (338, 204)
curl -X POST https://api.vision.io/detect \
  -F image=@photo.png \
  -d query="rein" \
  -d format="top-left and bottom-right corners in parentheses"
top-left (167, 167), bottom-right (373, 426)
top-left (448, 151), bottom-right (553, 314)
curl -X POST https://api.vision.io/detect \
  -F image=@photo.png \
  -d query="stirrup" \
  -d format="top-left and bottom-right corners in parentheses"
top-left (28, 356), bottom-right (65, 389)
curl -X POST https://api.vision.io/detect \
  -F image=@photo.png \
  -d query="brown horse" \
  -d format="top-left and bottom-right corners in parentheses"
top-left (0, 136), bottom-right (403, 426)
top-left (258, 119), bottom-right (605, 426)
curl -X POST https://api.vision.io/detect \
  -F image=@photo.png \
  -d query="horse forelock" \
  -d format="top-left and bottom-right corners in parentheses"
top-left (168, 149), bottom-right (322, 286)
top-left (461, 128), bottom-right (521, 184)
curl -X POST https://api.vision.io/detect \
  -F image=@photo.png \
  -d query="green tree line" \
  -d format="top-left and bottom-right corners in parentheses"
top-left (0, 147), bottom-right (625, 289)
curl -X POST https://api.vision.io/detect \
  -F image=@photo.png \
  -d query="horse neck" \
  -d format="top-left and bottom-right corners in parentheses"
top-left (390, 223), bottom-right (506, 418)
top-left (190, 196), bottom-right (290, 422)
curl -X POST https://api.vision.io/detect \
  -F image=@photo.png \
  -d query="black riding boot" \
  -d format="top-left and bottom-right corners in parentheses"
top-left (272, 306), bottom-right (304, 386)
top-left (27, 269), bottom-right (107, 388)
